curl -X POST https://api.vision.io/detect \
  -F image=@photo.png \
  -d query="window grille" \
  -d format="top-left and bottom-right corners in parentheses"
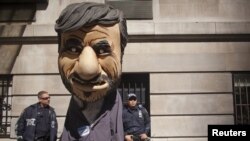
top-left (233, 73), bottom-right (250, 125)
top-left (118, 73), bottom-right (150, 111)
top-left (0, 75), bottom-right (12, 138)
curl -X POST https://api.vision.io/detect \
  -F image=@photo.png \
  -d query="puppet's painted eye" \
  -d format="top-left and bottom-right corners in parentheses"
top-left (99, 49), bottom-right (105, 54)
top-left (92, 40), bottom-right (111, 56)
top-left (70, 47), bottom-right (77, 53)
top-left (64, 38), bottom-right (83, 54)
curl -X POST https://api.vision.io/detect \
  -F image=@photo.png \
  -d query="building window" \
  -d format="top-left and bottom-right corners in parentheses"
top-left (118, 73), bottom-right (150, 112)
top-left (233, 73), bottom-right (250, 125)
top-left (0, 75), bottom-right (12, 138)
top-left (106, 0), bottom-right (153, 20)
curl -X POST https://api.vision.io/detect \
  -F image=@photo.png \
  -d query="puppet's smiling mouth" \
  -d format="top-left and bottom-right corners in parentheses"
top-left (69, 75), bottom-right (109, 92)
top-left (72, 76), bottom-right (105, 85)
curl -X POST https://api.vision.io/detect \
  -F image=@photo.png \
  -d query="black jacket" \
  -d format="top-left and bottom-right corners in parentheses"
top-left (123, 104), bottom-right (150, 136)
top-left (15, 103), bottom-right (58, 141)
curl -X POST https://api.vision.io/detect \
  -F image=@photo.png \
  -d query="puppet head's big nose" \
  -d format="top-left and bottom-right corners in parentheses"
top-left (75, 46), bottom-right (100, 81)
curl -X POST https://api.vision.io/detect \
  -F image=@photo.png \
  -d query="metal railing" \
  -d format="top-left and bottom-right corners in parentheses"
top-left (118, 73), bottom-right (149, 110)
top-left (0, 75), bottom-right (12, 138)
top-left (234, 73), bottom-right (250, 125)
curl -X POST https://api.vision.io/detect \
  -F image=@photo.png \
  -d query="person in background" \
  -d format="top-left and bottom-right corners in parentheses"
top-left (15, 90), bottom-right (58, 141)
top-left (123, 93), bottom-right (150, 141)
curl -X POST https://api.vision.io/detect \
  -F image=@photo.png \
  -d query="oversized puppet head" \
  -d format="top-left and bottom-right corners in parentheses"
top-left (55, 2), bottom-right (128, 103)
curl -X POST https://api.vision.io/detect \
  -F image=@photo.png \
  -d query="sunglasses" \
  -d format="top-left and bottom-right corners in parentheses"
top-left (40, 97), bottom-right (50, 100)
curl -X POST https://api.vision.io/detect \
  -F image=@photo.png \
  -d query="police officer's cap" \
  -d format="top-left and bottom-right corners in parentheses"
top-left (128, 93), bottom-right (137, 99)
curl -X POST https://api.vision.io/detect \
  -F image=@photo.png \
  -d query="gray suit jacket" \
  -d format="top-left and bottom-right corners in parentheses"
top-left (60, 91), bottom-right (124, 141)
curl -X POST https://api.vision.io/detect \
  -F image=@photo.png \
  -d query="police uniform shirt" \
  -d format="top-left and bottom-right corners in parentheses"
top-left (35, 105), bottom-right (50, 138)
top-left (123, 105), bottom-right (146, 135)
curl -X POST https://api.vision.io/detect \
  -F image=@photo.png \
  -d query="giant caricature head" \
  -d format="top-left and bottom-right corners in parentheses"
top-left (55, 3), bottom-right (128, 103)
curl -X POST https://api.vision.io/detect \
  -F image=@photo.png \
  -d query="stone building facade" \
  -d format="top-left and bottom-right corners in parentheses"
top-left (0, 0), bottom-right (250, 141)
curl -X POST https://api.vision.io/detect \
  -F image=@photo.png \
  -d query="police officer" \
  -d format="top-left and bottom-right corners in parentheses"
top-left (15, 91), bottom-right (58, 141)
top-left (123, 93), bottom-right (150, 141)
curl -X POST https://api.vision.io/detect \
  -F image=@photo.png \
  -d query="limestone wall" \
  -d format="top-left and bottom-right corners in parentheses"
top-left (4, 0), bottom-right (250, 140)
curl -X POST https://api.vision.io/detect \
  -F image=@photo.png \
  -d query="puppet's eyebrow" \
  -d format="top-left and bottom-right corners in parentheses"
top-left (92, 40), bottom-right (109, 48)
top-left (63, 35), bottom-right (82, 46)
top-left (68, 35), bottom-right (82, 40)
